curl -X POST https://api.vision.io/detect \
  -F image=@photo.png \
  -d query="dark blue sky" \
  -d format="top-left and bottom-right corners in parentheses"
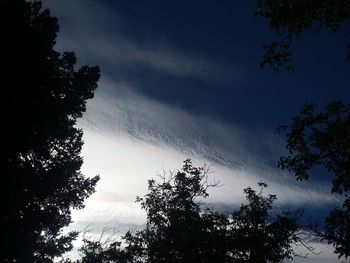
top-left (91, 0), bottom-right (350, 130)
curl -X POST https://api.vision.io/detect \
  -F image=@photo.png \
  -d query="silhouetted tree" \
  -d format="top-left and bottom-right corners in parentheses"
top-left (1, 0), bottom-right (100, 262)
top-left (76, 233), bottom-right (130, 263)
top-left (119, 160), bottom-right (308, 262)
top-left (229, 182), bottom-right (306, 263)
top-left (277, 101), bottom-right (350, 259)
top-left (122, 159), bottom-right (230, 262)
top-left (72, 160), bottom-right (308, 262)
top-left (256, 2), bottom-right (350, 258)
top-left (256, 0), bottom-right (350, 72)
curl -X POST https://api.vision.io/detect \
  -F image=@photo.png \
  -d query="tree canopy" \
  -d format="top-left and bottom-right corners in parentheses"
top-left (257, 1), bottom-right (349, 258)
top-left (256, 0), bottom-right (350, 72)
top-left (277, 101), bottom-right (350, 259)
top-left (1, 0), bottom-right (100, 262)
top-left (76, 160), bottom-right (310, 263)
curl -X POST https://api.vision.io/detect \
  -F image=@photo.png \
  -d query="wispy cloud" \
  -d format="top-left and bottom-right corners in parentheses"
top-left (77, 75), bottom-right (340, 211)
top-left (43, 0), bottom-right (243, 84)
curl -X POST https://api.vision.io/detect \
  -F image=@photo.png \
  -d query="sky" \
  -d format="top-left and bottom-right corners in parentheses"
top-left (42, 1), bottom-right (349, 262)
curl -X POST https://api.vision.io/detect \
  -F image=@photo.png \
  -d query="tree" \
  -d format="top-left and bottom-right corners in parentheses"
top-left (229, 182), bottom-right (306, 263)
top-left (123, 159), bottom-right (230, 263)
top-left (1, 0), bottom-right (100, 262)
top-left (72, 160), bottom-right (308, 262)
top-left (256, 0), bottom-right (350, 72)
top-left (277, 101), bottom-right (350, 259)
top-left (76, 231), bottom-right (130, 263)
top-left (256, 1), bottom-right (350, 258)
top-left (118, 160), bottom-right (308, 262)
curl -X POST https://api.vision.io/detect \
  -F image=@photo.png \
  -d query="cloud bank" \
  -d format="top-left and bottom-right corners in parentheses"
top-left (73, 75), bottom-right (340, 226)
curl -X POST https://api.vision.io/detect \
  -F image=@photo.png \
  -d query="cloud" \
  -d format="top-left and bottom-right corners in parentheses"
top-left (66, 81), bottom-right (341, 261)
top-left (42, 0), bottom-right (243, 84)
top-left (293, 241), bottom-right (342, 263)
top-left (73, 76), bottom-right (340, 226)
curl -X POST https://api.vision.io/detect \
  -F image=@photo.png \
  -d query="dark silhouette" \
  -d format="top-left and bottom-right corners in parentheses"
top-left (229, 182), bottom-right (307, 263)
top-left (123, 160), bottom-right (230, 263)
top-left (277, 101), bottom-right (350, 259)
top-left (76, 236), bottom-right (130, 263)
top-left (256, 1), bottom-right (349, 258)
top-left (75, 160), bottom-right (310, 263)
top-left (256, 0), bottom-right (350, 72)
top-left (1, 0), bottom-right (100, 262)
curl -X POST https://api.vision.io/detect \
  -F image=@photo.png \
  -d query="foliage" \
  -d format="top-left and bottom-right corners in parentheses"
top-left (76, 232), bottom-right (130, 263)
top-left (229, 182), bottom-right (303, 263)
top-left (256, 0), bottom-right (350, 72)
top-left (1, 0), bottom-right (100, 262)
top-left (324, 198), bottom-right (350, 260)
top-left (277, 101), bottom-right (350, 194)
top-left (82, 160), bottom-right (309, 263)
top-left (125, 159), bottom-right (230, 263)
top-left (277, 101), bottom-right (350, 259)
